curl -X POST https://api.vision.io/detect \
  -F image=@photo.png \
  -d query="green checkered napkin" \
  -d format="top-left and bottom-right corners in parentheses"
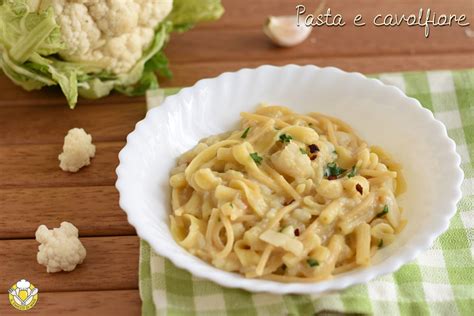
top-left (139, 69), bottom-right (474, 316)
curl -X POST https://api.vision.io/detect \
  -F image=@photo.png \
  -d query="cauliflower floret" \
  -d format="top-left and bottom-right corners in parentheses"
top-left (271, 142), bottom-right (313, 179)
top-left (50, 0), bottom-right (173, 74)
top-left (58, 128), bottom-right (96, 172)
top-left (35, 222), bottom-right (87, 273)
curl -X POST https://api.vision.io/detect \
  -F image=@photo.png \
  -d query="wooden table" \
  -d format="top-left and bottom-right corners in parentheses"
top-left (0, 0), bottom-right (472, 314)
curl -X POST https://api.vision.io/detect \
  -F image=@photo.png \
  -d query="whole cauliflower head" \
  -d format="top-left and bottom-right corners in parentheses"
top-left (35, 221), bottom-right (87, 273)
top-left (50, 0), bottom-right (173, 74)
top-left (58, 128), bottom-right (96, 172)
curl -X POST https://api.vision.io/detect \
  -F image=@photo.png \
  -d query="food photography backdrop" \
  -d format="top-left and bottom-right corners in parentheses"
top-left (0, 0), bottom-right (473, 315)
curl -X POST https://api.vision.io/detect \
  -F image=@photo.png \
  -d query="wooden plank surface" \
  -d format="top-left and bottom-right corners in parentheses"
top-left (0, 236), bottom-right (139, 293)
top-left (163, 52), bottom-right (474, 87)
top-left (0, 103), bottom-right (145, 145)
top-left (0, 142), bottom-right (122, 188)
top-left (164, 26), bottom-right (472, 64)
top-left (0, 186), bottom-right (133, 239)
top-left (197, 0), bottom-right (472, 29)
top-left (0, 290), bottom-right (141, 316)
top-left (0, 0), bottom-right (473, 314)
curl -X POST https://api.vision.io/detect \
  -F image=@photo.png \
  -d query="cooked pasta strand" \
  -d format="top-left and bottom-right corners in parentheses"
top-left (255, 245), bottom-right (274, 276)
top-left (355, 223), bottom-right (371, 266)
top-left (215, 213), bottom-right (235, 259)
top-left (169, 105), bottom-right (406, 282)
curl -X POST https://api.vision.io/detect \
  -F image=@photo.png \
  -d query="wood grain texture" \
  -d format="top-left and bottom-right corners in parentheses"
top-left (0, 186), bottom-right (133, 239)
top-left (163, 27), bottom-right (473, 65)
top-left (200, 0), bottom-right (473, 29)
top-left (163, 0), bottom-right (474, 63)
top-left (0, 236), bottom-right (139, 293)
top-left (0, 103), bottom-right (145, 145)
top-left (0, 290), bottom-right (140, 316)
top-left (0, 142), bottom-right (122, 188)
top-left (162, 52), bottom-right (474, 87)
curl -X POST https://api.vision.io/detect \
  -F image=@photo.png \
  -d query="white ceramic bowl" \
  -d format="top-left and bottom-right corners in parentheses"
top-left (116, 65), bottom-right (463, 294)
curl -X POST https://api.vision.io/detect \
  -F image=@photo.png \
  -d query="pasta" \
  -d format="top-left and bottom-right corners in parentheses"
top-left (169, 105), bottom-right (406, 282)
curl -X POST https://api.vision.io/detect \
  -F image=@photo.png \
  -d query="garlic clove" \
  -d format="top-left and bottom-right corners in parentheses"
top-left (263, 15), bottom-right (312, 47)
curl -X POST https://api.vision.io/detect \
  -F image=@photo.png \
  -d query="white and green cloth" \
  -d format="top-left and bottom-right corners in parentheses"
top-left (139, 69), bottom-right (474, 316)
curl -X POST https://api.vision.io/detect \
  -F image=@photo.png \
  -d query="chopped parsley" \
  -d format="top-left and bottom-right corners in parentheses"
top-left (307, 258), bottom-right (319, 267)
top-left (241, 127), bottom-right (250, 139)
top-left (376, 205), bottom-right (389, 218)
top-left (324, 162), bottom-right (346, 178)
top-left (347, 166), bottom-right (357, 178)
top-left (300, 148), bottom-right (308, 155)
top-left (230, 203), bottom-right (234, 208)
top-left (378, 239), bottom-right (384, 248)
top-left (279, 133), bottom-right (293, 143)
top-left (250, 152), bottom-right (263, 165)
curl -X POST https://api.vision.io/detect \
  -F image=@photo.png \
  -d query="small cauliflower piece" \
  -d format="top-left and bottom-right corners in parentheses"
top-left (271, 142), bottom-right (313, 179)
top-left (35, 222), bottom-right (87, 273)
top-left (58, 128), bottom-right (96, 172)
top-left (316, 179), bottom-right (343, 199)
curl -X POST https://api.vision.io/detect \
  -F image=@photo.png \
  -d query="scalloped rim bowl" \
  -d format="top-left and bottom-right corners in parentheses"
top-left (116, 65), bottom-right (463, 294)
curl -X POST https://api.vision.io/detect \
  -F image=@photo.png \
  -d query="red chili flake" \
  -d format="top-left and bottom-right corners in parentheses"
top-left (327, 175), bottom-right (337, 180)
top-left (356, 183), bottom-right (363, 195)
top-left (294, 228), bottom-right (300, 236)
top-left (308, 144), bottom-right (319, 153)
top-left (310, 154), bottom-right (317, 160)
top-left (283, 199), bottom-right (295, 206)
